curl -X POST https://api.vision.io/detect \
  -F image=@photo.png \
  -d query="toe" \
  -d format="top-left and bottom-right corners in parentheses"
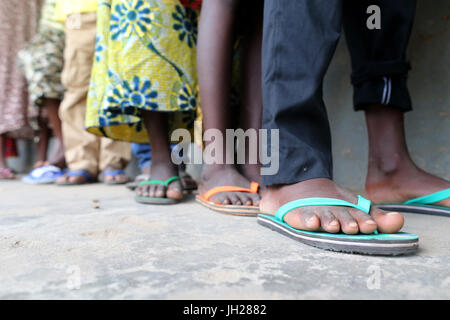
top-left (348, 208), bottom-right (378, 234)
top-left (371, 207), bottom-right (404, 234)
top-left (332, 208), bottom-right (359, 234)
top-left (229, 193), bottom-right (242, 205)
top-left (167, 182), bottom-right (183, 200)
top-left (284, 207), bottom-right (321, 231)
top-left (315, 208), bottom-right (340, 233)
top-left (154, 184), bottom-right (166, 198)
top-left (148, 185), bottom-right (157, 198)
top-left (248, 193), bottom-right (261, 206)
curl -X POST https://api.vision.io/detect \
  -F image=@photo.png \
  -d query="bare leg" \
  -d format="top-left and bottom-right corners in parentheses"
top-left (135, 111), bottom-right (183, 200)
top-left (365, 105), bottom-right (450, 207)
top-left (35, 113), bottom-right (50, 167)
top-left (239, 0), bottom-right (263, 183)
top-left (43, 98), bottom-right (65, 168)
top-left (198, 0), bottom-right (260, 206)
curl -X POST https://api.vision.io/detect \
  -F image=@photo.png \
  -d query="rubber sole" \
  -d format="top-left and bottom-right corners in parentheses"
top-left (196, 196), bottom-right (259, 217)
top-left (257, 215), bottom-right (419, 256)
top-left (135, 196), bottom-right (180, 205)
top-left (377, 203), bottom-right (450, 217)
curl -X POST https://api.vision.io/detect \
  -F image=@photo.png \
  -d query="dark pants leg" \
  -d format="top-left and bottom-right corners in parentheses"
top-left (262, 0), bottom-right (342, 186)
top-left (343, 0), bottom-right (417, 111)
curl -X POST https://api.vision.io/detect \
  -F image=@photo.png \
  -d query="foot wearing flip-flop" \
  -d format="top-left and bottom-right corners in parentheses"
top-left (56, 170), bottom-right (95, 185)
top-left (199, 164), bottom-right (260, 207)
top-left (102, 166), bottom-right (130, 185)
top-left (135, 161), bottom-right (183, 204)
top-left (261, 178), bottom-right (404, 234)
top-left (366, 157), bottom-right (450, 215)
top-left (258, 178), bottom-right (419, 255)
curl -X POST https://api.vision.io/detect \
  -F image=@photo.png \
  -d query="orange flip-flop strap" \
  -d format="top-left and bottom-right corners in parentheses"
top-left (202, 182), bottom-right (260, 202)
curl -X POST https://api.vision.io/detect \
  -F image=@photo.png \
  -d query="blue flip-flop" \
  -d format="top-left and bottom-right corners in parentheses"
top-left (22, 165), bottom-right (65, 185)
top-left (56, 170), bottom-right (95, 186)
top-left (257, 196), bottom-right (419, 256)
top-left (101, 169), bottom-right (130, 185)
top-left (377, 188), bottom-right (450, 217)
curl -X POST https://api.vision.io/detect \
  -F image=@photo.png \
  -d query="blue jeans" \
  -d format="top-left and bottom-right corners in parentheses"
top-left (131, 143), bottom-right (151, 170)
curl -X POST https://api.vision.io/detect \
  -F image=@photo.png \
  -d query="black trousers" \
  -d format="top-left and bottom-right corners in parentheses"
top-left (262, 0), bottom-right (416, 187)
top-left (344, 0), bottom-right (416, 112)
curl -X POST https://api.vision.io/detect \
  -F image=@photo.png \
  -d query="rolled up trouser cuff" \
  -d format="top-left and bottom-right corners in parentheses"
top-left (353, 74), bottom-right (412, 112)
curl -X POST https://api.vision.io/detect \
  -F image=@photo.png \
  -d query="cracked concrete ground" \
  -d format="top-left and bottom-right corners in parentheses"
top-left (0, 180), bottom-right (449, 299)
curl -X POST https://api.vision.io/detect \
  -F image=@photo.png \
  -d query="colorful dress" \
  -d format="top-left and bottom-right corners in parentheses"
top-left (0, 0), bottom-right (43, 137)
top-left (86, 0), bottom-right (199, 143)
top-left (18, 0), bottom-right (66, 111)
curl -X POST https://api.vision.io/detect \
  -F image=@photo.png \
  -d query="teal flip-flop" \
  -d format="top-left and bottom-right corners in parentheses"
top-left (135, 176), bottom-right (182, 205)
top-left (376, 188), bottom-right (450, 217)
top-left (257, 196), bottom-right (419, 256)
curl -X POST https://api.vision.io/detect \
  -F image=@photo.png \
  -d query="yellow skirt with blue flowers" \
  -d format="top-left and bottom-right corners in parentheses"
top-left (86, 0), bottom-right (199, 143)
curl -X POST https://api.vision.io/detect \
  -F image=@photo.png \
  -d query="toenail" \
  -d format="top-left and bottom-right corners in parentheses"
top-left (306, 217), bottom-right (317, 227)
top-left (386, 212), bottom-right (401, 216)
top-left (349, 222), bottom-right (358, 228)
top-left (329, 220), bottom-right (339, 226)
top-left (366, 220), bottom-right (377, 225)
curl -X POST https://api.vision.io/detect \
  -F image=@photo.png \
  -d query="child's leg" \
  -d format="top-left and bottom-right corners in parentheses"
top-left (198, 0), bottom-right (260, 206)
top-left (259, 0), bottom-right (403, 235)
top-left (135, 111), bottom-right (183, 200)
top-left (43, 98), bottom-right (65, 168)
top-left (239, 0), bottom-right (263, 183)
top-left (36, 112), bottom-right (50, 167)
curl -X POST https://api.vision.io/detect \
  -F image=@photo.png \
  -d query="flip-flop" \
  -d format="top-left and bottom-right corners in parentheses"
top-left (257, 196), bottom-right (419, 256)
top-left (126, 174), bottom-right (150, 191)
top-left (126, 173), bottom-right (197, 192)
top-left (376, 188), bottom-right (450, 217)
top-left (101, 169), bottom-right (130, 185)
top-left (56, 170), bottom-right (95, 186)
top-left (22, 165), bottom-right (65, 185)
top-left (135, 176), bottom-right (182, 205)
top-left (196, 182), bottom-right (260, 217)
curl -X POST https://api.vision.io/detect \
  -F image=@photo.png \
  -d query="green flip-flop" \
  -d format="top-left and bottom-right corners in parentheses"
top-left (257, 196), bottom-right (419, 256)
top-left (135, 176), bottom-right (182, 205)
top-left (376, 188), bottom-right (450, 217)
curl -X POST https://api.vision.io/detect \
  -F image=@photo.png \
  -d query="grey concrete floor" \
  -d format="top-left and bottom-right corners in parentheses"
top-left (0, 180), bottom-right (449, 300)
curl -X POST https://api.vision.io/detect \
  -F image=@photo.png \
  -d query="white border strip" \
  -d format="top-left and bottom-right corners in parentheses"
top-left (258, 217), bottom-right (418, 248)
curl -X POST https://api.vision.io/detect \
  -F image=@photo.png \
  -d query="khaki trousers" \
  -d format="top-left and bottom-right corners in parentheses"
top-left (59, 13), bottom-right (130, 176)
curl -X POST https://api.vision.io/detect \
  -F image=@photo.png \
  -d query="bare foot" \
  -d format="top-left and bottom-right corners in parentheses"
top-left (199, 164), bottom-right (260, 206)
top-left (366, 160), bottom-right (450, 207)
top-left (135, 161), bottom-right (183, 200)
top-left (260, 178), bottom-right (404, 234)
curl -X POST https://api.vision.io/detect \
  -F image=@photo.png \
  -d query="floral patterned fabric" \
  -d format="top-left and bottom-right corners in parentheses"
top-left (86, 0), bottom-right (199, 143)
top-left (0, 0), bottom-right (43, 137)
